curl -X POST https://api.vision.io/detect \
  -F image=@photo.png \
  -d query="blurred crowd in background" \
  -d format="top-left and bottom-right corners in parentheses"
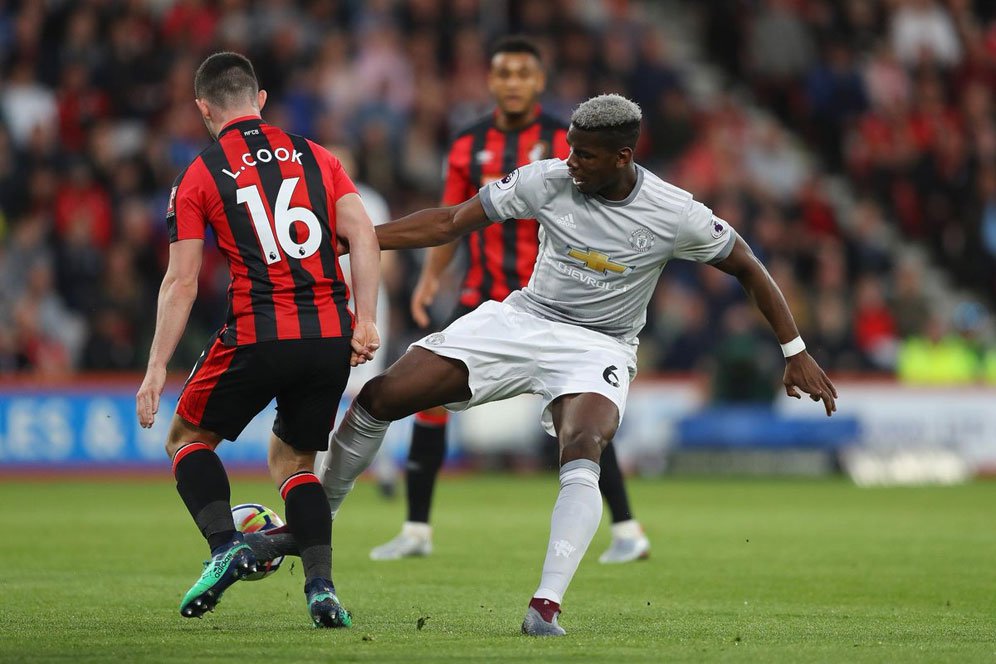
top-left (1, 0), bottom-right (995, 396)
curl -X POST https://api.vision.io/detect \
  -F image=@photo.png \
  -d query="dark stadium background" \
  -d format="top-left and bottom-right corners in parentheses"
top-left (3, 2), bottom-right (996, 661)
top-left (1, 0), bottom-right (995, 479)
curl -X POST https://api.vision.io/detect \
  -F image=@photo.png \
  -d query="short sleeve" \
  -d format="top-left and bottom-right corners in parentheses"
top-left (166, 165), bottom-right (207, 243)
top-left (328, 156), bottom-right (358, 202)
top-left (308, 140), bottom-right (358, 203)
top-left (478, 160), bottom-right (548, 222)
top-left (672, 199), bottom-right (737, 264)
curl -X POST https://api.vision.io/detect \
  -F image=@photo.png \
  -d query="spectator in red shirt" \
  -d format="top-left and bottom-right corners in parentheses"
top-left (853, 274), bottom-right (898, 369)
top-left (54, 160), bottom-right (113, 249)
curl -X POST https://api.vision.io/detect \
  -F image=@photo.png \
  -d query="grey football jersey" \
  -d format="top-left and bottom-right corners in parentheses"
top-left (478, 159), bottom-right (736, 345)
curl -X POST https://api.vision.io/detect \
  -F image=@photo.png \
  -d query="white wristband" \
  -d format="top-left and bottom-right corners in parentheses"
top-left (780, 336), bottom-right (806, 358)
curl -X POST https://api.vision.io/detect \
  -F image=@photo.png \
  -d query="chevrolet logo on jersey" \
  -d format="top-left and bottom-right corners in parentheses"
top-left (566, 247), bottom-right (632, 275)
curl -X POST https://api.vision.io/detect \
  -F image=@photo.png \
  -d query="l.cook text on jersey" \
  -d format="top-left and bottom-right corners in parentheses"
top-left (222, 147), bottom-right (304, 180)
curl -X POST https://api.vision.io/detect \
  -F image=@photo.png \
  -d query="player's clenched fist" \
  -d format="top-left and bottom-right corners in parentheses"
top-left (350, 320), bottom-right (381, 367)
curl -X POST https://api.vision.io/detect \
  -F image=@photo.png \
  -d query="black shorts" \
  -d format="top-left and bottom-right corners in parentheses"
top-left (176, 335), bottom-right (352, 451)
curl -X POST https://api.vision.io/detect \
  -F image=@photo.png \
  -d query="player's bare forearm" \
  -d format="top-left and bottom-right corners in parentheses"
top-left (137, 239), bottom-right (202, 427)
top-left (346, 230), bottom-right (381, 365)
top-left (714, 236), bottom-right (798, 343)
top-left (333, 193), bottom-right (382, 364)
top-left (146, 240), bottom-right (204, 371)
top-left (375, 207), bottom-right (451, 249)
top-left (146, 274), bottom-right (198, 371)
top-left (334, 193), bottom-right (380, 321)
top-left (377, 197), bottom-right (491, 249)
top-left (347, 225), bottom-right (380, 323)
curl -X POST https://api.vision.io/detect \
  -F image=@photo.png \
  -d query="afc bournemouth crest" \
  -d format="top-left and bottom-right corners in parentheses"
top-left (528, 141), bottom-right (549, 162)
top-left (628, 227), bottom-right (655, 253)
top-left (166, 186), bottom-right (178, 217)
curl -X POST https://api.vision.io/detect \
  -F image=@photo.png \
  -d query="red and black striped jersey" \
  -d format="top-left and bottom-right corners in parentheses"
top-left (167, 116), bottom-right (355, 346)
top-left (442, 108), bottom-right (569, 307)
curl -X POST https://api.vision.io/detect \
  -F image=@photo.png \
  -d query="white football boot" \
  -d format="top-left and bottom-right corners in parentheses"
top-left (598, 519), bottom-right (650, 564)
top-left (521, 604), bottom-right (567, 637)
top-left (369, 521), bottom-right (433, 560)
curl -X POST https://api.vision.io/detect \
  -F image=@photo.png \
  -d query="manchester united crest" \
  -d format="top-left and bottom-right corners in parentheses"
top-left (628, 227), bottom-right (655, 253)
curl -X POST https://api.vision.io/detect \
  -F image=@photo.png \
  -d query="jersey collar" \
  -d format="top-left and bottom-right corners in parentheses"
top-left (594, 166), bottom-right (645, 207)
top-left (218, 115), bottom-right (264, 138)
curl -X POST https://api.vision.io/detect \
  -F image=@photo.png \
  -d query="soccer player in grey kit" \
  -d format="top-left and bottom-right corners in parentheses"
top-left (318, 94), bottom-right (837, 636)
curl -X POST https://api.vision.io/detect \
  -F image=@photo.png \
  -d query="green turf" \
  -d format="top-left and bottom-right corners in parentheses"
top-left (2, 476), bottom-right (995, 663)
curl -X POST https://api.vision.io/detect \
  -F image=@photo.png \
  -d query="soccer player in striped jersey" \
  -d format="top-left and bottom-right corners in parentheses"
top-left (319, 94), bottom-right (836, 636)
top-left (371, 35), bottom-right (650, 565)
top-left (135, 52), bottom-right (380, 628)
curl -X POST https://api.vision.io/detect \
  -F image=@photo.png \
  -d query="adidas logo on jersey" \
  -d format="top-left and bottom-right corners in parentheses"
top-left (554, 213), bottom-right (576, 229)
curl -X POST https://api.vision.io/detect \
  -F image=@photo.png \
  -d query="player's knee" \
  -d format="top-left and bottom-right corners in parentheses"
top-left (165, 437), bottom-right (215, 460)
top-left (559, 427), bottom-right (608, 464)
top-left (164, 439), bottom-right (180, 459)
top-left (164, 416), bottom-right (221, 459)
top-left (357, 376), bottom-right (404, 422)
top-left (164, 431), bottom-right (190, 459)
top-left (269, 459), bottom-right (313, 487)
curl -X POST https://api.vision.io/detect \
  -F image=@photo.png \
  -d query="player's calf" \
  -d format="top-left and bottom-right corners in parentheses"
top-left (320, 403), bottom-right (391, 519)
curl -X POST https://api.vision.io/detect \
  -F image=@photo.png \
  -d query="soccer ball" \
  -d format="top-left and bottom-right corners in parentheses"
top-left (231, 503), bottom-right (285, 581)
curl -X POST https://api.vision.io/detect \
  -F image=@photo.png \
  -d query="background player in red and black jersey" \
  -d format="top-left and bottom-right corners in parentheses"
top-left (371, 37), bottom-right (650, 564)
top-left (134, 53), bottom-right (380, 627)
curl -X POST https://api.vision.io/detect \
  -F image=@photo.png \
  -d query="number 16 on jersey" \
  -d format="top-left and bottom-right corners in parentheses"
top-left (237, 177), bottom-right (322, 264)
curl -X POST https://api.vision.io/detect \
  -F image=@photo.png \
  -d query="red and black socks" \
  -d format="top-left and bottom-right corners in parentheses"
top-left (280, 472), bottom-right (332, 583)
top-left (406, 412), bottom-right (448, 524)
top-left (171, 442), bottom-right (237, 553)
top-left (599, 442), bottom-right (634, 523)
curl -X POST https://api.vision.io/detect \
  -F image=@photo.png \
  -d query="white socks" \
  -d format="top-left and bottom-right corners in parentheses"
top-left (400, 521), bottom-right (432, 540)
top-left (533, 459), bottom-right (602, 604)
top-left (318, 403), bottom-right (390, 519)
top-left (611, 519), bottom-right (644, 540)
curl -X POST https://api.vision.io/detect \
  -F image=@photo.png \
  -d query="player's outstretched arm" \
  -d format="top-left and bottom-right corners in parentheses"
top-left (136, 239), bottom-right (204, 428)
top-left (712, 236), bottom-right (838, 416)
top-left (376, 197), bottom-right (491, 251)
top-left (336, 192), bottom-right (381, 367)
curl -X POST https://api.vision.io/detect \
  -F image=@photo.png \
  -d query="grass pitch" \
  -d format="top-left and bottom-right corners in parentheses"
top-left (2, 475), bottom-right (995, 663)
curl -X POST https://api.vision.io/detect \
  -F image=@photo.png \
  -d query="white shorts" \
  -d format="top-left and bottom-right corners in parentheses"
top-left (409, 299), bottom-right (637, 435)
